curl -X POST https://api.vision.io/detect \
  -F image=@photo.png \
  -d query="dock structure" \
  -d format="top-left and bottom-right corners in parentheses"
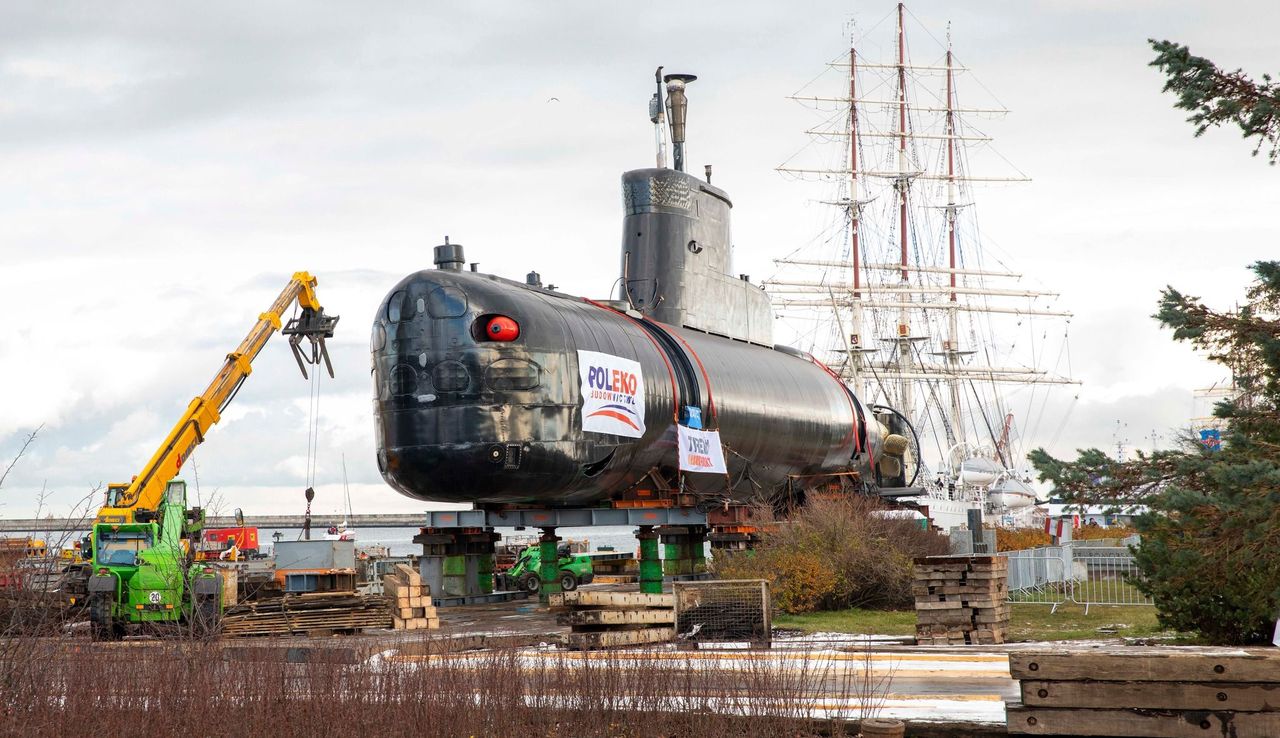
top-left (1, 508), bottom-right (717, 534)
top-left (0, 512), bottom-right (437, 533)
top-left (415, 508), bottom-right (709, 604)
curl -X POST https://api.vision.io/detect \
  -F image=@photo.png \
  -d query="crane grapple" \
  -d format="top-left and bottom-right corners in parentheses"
top-left (284, 307), bottom-right (339, 379)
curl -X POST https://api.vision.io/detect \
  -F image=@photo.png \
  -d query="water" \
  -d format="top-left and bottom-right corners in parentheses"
top-left (259, 525), bottom-right (656, 557)
top-left (16, 525), bottom-right (707, 560)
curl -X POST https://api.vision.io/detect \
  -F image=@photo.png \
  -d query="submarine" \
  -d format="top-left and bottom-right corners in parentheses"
top-left (372, 70), bottom-right (914, 509)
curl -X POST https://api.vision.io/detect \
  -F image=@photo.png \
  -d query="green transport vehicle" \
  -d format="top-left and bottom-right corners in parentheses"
top-left (498, 544), bottom-right (595, 594)
top-left (87, 480), bottom-right (224, 638)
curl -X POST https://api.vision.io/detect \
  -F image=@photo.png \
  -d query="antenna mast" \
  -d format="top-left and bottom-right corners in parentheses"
top-left (651, 66), bottom-right (668, 168)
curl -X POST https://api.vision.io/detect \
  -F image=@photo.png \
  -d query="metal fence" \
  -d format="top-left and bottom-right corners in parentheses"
top-left (1000, 543), bottom-right (1152, 612)
top-left (673, 579), bottom-right (771, 645)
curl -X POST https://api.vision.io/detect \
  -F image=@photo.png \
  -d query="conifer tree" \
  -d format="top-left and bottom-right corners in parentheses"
top-left (1149, 39), bottom-right (1280, 162)
top-left (1032, 40), bottom-right (1280, 646)
top-left (1031, 264), bottom-right (1280, 644)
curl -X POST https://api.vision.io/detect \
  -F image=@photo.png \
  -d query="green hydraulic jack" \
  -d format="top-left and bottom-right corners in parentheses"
top-left (660, 525), bottom-right (708, 576)
top-left (537, 527), bottom-right (561, 604)
top-left (637, 525), bottom-right (663, 595)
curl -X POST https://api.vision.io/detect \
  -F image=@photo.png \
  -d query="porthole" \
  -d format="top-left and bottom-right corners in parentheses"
top-left (386, 290), bottom-right (406, 323)
top-left (485, 358), bottom-right (540, 390)
top-left (390, 365), bottom-right (418, 396)
top-left (432, 361), bottom-right (470, 392)
top-left (427, 286), bottom-right (467, 318)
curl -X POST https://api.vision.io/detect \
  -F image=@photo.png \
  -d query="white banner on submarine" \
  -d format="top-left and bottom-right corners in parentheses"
top-left (578, 350), bottom-right (646, 438)
top-left (677, 425), bottom-right (727, 474)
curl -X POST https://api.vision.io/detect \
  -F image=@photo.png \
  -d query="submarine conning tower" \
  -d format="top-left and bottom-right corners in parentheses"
top-left (618, 72), bottom-right (774, 347)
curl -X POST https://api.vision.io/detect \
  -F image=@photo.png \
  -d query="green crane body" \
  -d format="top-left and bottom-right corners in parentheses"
top-left (87, 480), bottom-right (222, 637)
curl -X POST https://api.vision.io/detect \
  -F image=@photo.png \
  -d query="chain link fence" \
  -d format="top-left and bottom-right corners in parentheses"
top-left (1000, 541), bottom-right (1152, 612)
top-left (673, 579), bottom-right (771, 645)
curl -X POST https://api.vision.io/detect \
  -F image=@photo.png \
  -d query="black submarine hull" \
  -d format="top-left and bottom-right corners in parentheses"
top-left (371, 267), bottom-right (882, 506)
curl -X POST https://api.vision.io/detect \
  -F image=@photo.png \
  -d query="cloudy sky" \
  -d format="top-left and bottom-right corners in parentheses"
top-left (1, 1), bottom-right (1277, 518)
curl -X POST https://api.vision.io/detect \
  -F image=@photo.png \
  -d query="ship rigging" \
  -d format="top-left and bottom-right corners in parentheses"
top-left (768, 3), bottom-right (1080, 529)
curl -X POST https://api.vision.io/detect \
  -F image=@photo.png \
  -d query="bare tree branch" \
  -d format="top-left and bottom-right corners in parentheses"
top-left (0, 425), bottom-right (42, 491)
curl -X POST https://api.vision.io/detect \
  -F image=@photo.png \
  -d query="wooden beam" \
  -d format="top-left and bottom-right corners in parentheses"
top-left (567, 627), bottom-right (675, 650)
top-left (1009, 651), bottom-right (1280, 683)
top-left (1007, 703), bottom-right (1280, 736)
top-left (561, 609), bottom-right (676, 626)
top-left (550, 591), bottom-right (675, 609)
top-left (1021, 679), bottom-right (1280, 711)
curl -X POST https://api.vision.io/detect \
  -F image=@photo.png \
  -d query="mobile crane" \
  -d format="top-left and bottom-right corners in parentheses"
top-left (83, 272), bottom-right (338, 638)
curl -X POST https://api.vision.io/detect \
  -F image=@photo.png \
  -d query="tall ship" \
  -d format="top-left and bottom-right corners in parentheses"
top-left (766, 4), bottom-right (1078, 530)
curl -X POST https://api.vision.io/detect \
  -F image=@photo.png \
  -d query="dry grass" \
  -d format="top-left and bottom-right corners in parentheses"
top-left (0, 634), bottom-right (895, 737)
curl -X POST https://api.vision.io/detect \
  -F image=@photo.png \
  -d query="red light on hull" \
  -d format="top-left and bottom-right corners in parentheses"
top-left (486, 316), bottom-right (520, 341)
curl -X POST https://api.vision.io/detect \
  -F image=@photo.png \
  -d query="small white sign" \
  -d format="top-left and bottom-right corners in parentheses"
top-left (148, 591), bottom-right (162, 604)
top-left (678, 425), bottom-right (728, 474)
top-left (578, 350), bottom-right (646, 438)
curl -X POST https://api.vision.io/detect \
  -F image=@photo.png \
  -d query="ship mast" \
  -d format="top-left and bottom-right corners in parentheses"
top-left (944, 40), bottom-right (966, 449)
top-left (892, 1), bottom-right (915, 424)
top-left (847, 44), bottom-right (865, 399)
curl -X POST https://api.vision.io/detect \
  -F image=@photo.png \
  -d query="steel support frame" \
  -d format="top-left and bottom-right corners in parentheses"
top-left (420, 507), bottom-right (708, 529)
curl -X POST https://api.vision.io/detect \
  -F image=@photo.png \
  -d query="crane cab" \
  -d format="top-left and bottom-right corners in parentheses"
top-left (97, 483), bottom-right (133, 524)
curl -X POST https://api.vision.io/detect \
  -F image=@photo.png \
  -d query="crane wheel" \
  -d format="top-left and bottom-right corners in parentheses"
top-left (559, 572), bottom-right (578, 592)
top-left (89, 595), bottom-right (119, 641)
top-left (519, 572), bottom-right (541, 594)
top-left (191, 596), bottom-right (221, 639)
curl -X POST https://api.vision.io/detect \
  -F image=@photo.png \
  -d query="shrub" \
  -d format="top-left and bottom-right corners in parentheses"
top-left (996, 525), bottom-right (1138, 553)
top-left (1076, 525), bottom-right (1137, 541)
top-left (717, 497), bottom-right (948, 613)
top-left (995, 527), bottom-right (1050, 552)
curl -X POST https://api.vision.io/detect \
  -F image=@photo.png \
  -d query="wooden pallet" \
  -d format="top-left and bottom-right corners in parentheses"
top-left (221, 592), bottom-right (392, 637)
top-left (385, 563), bottom-right (438, 631)
top-left (912, 555), bottom-right (1009, 645)
top-left (551, 590), bottom-right (675, 650)
top-left (1007, 649), bottom-right (1280, 736)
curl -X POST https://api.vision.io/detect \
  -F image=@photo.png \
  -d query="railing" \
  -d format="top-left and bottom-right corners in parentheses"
top-left (1003, 547), bottom-right (1069, 608)
top-left (1000, 543), bottom-right (1152, 612)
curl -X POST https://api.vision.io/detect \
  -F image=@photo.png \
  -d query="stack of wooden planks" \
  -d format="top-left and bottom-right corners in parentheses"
top-left (590, 553), bottom-right (639, 584)
top-left (1007, 649), bottom-right (1280, 736)
top-left (384, 563), bottom-right (439, 630)
top-left (912, 555), bottom-right (1008, 645)
top-left (549, 590), bottom-right (675, 649)
top-left (221, 592), bottom-right (392, 637)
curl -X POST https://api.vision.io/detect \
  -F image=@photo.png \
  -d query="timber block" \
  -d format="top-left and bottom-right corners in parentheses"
top-left (1007, 703), bottom-right (1280, 737)
top-left (550, 590), bottom-right (675, 609)
top-left (567, 626), bottom-right (675, 650)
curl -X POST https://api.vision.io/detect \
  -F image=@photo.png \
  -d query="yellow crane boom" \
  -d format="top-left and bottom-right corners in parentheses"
top-left (97, 271), bottom-right (339, 524)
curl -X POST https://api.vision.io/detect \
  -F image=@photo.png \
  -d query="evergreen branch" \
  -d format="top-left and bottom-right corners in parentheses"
top-left (1149, 39), bottom-right (1280, 163)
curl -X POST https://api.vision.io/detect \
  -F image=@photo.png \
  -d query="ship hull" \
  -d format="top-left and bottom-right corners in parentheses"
top-left (371, 268), bottom-right (882, 506)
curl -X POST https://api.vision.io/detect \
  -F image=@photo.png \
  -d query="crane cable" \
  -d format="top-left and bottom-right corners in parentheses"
top-left (305, 337), bottom-right (322, 490)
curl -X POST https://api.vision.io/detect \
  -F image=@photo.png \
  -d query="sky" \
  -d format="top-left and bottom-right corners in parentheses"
top-left (1, 1), bottom-right (1277, 518)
